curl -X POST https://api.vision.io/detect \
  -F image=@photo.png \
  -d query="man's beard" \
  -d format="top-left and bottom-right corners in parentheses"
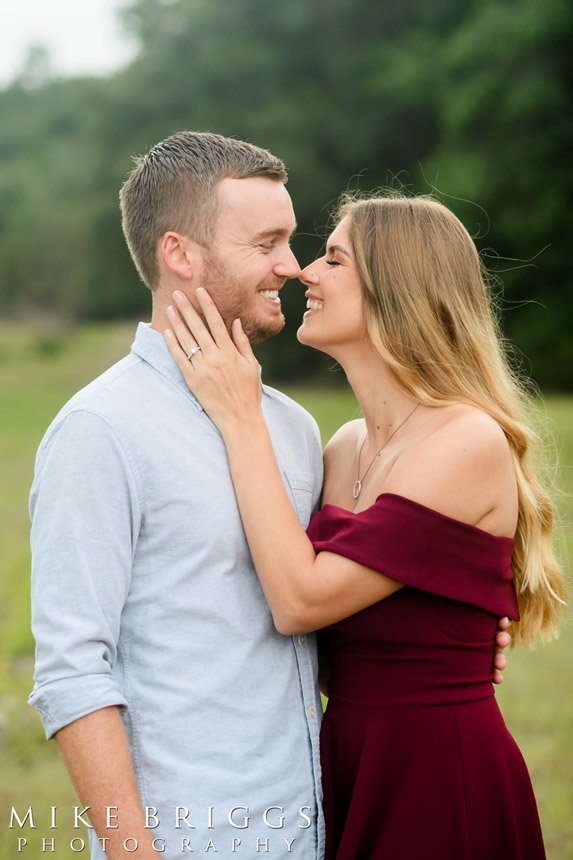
top-left (201, 252), bottom-right (285, 344)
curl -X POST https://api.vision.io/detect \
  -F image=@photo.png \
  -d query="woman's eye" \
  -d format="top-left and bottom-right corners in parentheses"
top-left (326, 259), bottom-right (340, 267)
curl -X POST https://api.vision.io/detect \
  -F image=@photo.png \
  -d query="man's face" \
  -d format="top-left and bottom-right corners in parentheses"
top-left (198, 177), bottom-right (300, 343)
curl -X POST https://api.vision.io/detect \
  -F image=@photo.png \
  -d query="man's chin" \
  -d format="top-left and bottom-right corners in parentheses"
top-left (244, 314), bottom-right (286, 344)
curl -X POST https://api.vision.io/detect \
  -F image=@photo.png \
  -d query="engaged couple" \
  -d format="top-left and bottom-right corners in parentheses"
top-left (29, 131), bottom-right (565, 859)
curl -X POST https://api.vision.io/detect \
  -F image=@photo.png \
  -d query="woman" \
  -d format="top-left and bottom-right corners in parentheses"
top-left (164, 194), bottom-right (566, 859)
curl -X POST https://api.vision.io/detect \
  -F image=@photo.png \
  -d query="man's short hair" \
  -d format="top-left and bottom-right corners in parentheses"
top-left (120, 131), bottom-right (288, 290)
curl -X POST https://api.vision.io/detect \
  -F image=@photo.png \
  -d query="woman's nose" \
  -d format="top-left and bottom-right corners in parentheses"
top-left (299, 265), bottom-right (320, 286)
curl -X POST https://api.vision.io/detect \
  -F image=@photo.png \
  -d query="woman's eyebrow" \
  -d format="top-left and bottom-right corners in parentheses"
top-left (327, 243), bottom-right (350, 256)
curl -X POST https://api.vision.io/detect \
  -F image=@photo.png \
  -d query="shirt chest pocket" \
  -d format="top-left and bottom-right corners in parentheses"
top-left (283, 470), bottom-right (316, 526)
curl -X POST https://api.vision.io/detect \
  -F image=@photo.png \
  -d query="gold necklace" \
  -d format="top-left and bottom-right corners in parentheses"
top-left (353, 403), bottom-right (420, 500)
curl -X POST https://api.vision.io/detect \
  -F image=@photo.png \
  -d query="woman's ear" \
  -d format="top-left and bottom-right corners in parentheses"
top-left (160, 232), bottom-right (199, 281)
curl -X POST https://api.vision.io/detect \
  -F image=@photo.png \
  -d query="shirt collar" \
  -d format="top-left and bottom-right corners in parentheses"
top-left (131, 322), bottom-right (204, 411)
top-left (130, 322), bottom-right (270, 411)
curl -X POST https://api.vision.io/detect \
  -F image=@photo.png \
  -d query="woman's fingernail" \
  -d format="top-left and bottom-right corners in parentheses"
top-left (173, 290), bottom-right (184, 301)
top-left (166, 306), bottom-right (176, 317)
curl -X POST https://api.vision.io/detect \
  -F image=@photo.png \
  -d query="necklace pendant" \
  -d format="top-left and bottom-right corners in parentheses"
top-left (352, 480), bottom-right (363, 500)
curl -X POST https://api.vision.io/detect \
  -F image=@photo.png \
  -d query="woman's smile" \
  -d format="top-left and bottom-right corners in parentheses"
top-left (304, 293), bottom-right (324, 314)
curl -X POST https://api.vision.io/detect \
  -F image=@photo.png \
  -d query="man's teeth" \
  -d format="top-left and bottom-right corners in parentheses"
top-left (261, 290), bottom-right (280, 300)
top-left (306, 299), bottom-right (324, 311)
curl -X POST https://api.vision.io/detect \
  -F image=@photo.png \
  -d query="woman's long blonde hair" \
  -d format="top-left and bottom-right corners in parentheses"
top-left (339, 193), bottom-right (567, 646)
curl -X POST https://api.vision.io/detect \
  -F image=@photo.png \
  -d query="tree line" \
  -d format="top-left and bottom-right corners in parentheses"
top-left (0, 0), bottom-right (571, 386)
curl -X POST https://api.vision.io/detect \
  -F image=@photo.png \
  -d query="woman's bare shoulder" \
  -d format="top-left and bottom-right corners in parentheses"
top-left (422, 404), bottom-right (511, 454)
top-left (384, 404), bottom-right (517, 535)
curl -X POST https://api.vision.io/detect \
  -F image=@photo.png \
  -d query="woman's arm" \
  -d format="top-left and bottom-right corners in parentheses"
top-left (164, 289), bottom-right (401, 633)
top-left (164, 288), bottom-right (514, 666)
top-left (219, 411), bottom-right (402, 633)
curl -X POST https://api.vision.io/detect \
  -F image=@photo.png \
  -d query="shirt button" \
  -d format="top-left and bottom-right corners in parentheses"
top-left (308, 707), bottom-right (317, 719)
top-left (298, 634), bottom-right (306, 645)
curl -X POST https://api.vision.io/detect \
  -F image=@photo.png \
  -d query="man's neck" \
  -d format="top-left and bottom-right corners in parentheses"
top-left (151, 285), bottom-right (180, 333)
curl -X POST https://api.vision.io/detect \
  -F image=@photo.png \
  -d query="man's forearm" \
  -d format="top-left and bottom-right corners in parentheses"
top-left (55, 707), bottom-right (156, 859)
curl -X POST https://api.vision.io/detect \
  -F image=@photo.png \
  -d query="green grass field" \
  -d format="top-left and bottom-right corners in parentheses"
top-left (0, 322), bottom-right (571, 858)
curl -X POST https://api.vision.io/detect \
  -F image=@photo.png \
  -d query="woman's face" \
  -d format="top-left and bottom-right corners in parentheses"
top-left (297, 217), bottom-right (365, 356)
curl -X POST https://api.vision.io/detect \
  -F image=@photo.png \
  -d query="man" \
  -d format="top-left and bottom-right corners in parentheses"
top-left (29, 132), bottom-right (324, 859)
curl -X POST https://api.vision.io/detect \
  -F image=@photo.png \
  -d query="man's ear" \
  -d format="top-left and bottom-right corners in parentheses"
top-left (160, 232), bottom-right (200, 281)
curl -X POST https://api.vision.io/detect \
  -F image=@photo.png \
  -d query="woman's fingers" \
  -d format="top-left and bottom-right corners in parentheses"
top-left (166, 305), bottom-right (203, 359)
top-left (193, 287), bottom-right (233, 348)
top-left (170, 290), bottom-right (214, 351)
top-left (492, 618), bottom-right (510, 685)
top-left (172, 287), bottom-right (231, 351)
top-left (164, 328), bottom-right (197, 380)
top-left (231, 318), bottom-right (258, 363)
top-left (493, 650), bottom-right (506, 685)
top-left (495, 630), bottom-right (511, 650)
top-left (170, 289), bottom-right (256, 369)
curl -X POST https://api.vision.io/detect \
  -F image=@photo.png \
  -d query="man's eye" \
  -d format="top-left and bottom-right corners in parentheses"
top-left (260, 242), bottom-right (275, 250)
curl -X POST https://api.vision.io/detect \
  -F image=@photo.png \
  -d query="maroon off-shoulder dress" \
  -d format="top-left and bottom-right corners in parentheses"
top-left (307, 493), bottom-right (546, 860)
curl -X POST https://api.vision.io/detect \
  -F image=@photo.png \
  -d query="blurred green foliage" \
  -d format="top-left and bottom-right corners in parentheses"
top-left (0, 323), bottom-right (571, 857)
top-left (0, 0), bottom-right (571, 385)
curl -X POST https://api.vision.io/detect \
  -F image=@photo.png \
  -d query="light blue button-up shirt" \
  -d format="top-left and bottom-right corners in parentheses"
top-left (29, 323), bottom-right (325, 859)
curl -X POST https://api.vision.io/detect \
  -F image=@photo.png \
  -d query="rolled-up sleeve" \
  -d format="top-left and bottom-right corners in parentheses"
top-left (28, 408), bottom-right (142, 738)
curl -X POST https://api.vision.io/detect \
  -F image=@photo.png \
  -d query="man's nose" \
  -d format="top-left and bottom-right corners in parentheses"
top-left (273, 247), bottom-right (301, 280)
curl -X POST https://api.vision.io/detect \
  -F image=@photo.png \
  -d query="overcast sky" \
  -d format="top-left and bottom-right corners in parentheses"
top-left (0, 0), bottom-right (138, 87)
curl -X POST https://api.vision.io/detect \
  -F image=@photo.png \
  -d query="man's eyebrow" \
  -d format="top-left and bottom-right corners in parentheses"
top-left (253, 225), bottom-right (298, 241)
top-left (327, 243), bottom-right (351, 257)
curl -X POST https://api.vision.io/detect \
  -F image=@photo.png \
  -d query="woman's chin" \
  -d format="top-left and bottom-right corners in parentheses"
top-left (296, 321), bottom-right (317, 347)
top-left (296, 322), bottom-right (332, 355)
